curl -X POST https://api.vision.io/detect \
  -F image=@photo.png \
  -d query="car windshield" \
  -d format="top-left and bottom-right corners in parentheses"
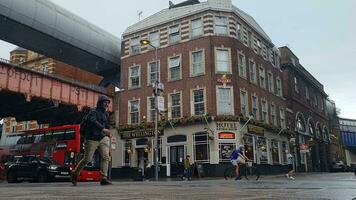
top-left (38, 157), bottom-right (60, 165)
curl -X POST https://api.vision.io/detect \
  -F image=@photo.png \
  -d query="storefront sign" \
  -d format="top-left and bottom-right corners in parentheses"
top-left (121, 129), bottom-right (163, 139)
top-left (299, 144), bottom-right (309, 153)
top-left (218, 132), bottom-right (235, 139)
top-left (247, 125), bottom-right (264, 136)
top-left (216, 122), bottom-right (238, 130)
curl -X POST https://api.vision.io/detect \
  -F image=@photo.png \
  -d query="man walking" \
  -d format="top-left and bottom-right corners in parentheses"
top-left (286, 150), bottom-right (295, 180)
top-left (71, 95), bottom-right (112, 186)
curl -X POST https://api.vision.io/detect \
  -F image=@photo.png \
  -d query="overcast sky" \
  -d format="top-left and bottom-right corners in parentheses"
top-left (0, 0), bottom-right (355, 119)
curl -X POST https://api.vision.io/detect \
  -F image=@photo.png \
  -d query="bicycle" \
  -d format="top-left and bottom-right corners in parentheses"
top-left (224, 160), bottom-right (260, 180)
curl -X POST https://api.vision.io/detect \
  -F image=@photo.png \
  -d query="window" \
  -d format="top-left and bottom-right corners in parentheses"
top-left (148, 61), bottom-right (159, 86)
top-left (192, 89), bottom-right (205, 115)
top-left (130, 37), bottom-right (140, 54)
top-left (169, 25), bottom-right (180, 43)
top-left (191, 18), bottom-right (203, 38)
top-left (276, 77), bottom-right (282, 96)
top-left (148, 31), bottom-right (160, 48)
top-left (168, 56), bottom-right (181, 81)
top-left (42, 63), bottom-right (49, 74)
top-left (243, 135), bottom-right (255, 162)
top-left (268, 72), bottom-right (274, 93)
top-left (257, 137), bottom-right (268, 164)
top-left (129, 100), bottom-right (140, 124)
top-left (270, 104), bottom-right (277, 126)
top-left (147, 97), bottom-right (156, 122)
top-left (215, 48), bottom-right (230, 73)
top-left (252, 95), bottom-right (259, 120)
top-left (240, 90), bottom-right (248, 116)
top-left (259, 66), bottom-right (266, 89)
top-left (214, 16), bottom-right (228, 35)
top-left (297, 116), bottom-right (306, 132)
top-left (129, 66), bottom-right (140, 88)
top-left (219, 143), bottom-right (236, 162)
top-left (305, 86), bottom-right (309, 100)
top-left (249, 60), bottom-right (256, 84)
top-left (236, 23), bottom-right (242, 41)
top-left (271, 140), bottom-right (280, 164)
top-left (248, 31), bottom-right (252, 48)
top-left (191, 50), bottom-right (204, 76)
top-left (123, 140), bottom-right (132, 166)
top-left (169, 92), bottom-right (181, 119)
top-left (238, 53), bottom-right (246, 78)
top-left (261, 99), bottom-right (268, 124)
top-left (217, 87), bottom-right (233, 115)
top-left (279, 108), bottom-right (286, 128)
top-left (294, 76), bottom-right (299, 93)
top-left (194, 132), bottom-right (210, 163)
top-left (257, 39), bottom-right (262, 55)
top-left (314, 95), bottom-right (318, 107)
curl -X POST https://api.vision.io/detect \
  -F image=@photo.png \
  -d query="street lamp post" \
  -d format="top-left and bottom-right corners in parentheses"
top-left (140, 39), bottom-right (160, 181)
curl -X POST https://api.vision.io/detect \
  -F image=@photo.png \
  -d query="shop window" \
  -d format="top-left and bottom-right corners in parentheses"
top-left (257, 137), bottom-right (268, 164)
top-left (219, 143), bottom-right (236, 162)
top-left (243, 135), bottom-right (254, 162)
top-left (123, 140), bottom-right (132, 166)
top-left (193, 132), bottom-right (209, 163)
top-left (271, 140), bottom-right (280, 164)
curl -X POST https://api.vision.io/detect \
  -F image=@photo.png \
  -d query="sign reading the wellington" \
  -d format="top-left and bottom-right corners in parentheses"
top-left (218, 132), bottom-right (235, 139)
top-left (121, 129), bottom-right (163, 139)
top-left (216, 122), bottom-right (238, 130)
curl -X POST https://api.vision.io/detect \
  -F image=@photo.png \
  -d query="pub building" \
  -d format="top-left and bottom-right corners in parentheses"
top-left (116, 0), bottom-right (306, 177)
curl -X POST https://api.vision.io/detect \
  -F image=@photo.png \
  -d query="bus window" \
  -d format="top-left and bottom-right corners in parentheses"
top-left (33, 133), bottom-right (45, 143)
top-left (52, 130), bottom-right (65, 141)
top-left (42, 131), bottom-right (53, 142)
top-left (64, 129), bottom-right (76, 140)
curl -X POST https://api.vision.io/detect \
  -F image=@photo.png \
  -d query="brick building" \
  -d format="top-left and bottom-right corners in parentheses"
top-left (118, 0), bottom-right (291, 176)
top-left (280, 46), bottom-right (330, 172)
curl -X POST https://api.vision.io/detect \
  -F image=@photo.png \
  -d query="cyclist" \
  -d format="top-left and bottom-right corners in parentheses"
top-left (230, 145), bottom-right (249, 180)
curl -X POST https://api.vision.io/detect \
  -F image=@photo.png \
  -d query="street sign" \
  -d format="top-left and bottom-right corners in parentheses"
top-left (157, 96), bottom-right (165, 111)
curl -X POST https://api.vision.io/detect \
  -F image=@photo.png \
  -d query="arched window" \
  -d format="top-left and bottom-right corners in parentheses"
top-left (315, 123), bottom-right (322, 139)
top-left (308, 121), bottom-right (315, 136)
top-left (296, 115), bottom-right (306, 132)
top-left (323, 127), bottom-right (329, 141)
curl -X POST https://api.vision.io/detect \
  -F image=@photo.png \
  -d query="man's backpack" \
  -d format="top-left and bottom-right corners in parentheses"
top-left (80, 110), bottom-right (93, 138)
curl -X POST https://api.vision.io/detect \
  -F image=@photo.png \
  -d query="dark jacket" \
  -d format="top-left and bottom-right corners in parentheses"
top-left (85, 95), bottom-right (111, 141)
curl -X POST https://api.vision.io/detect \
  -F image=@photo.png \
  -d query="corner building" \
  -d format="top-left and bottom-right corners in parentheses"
top-left (118, 0), bottom-right (290, 177)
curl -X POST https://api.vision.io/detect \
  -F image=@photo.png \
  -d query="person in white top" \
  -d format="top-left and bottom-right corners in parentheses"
top-left (286, 150), bottom-right (295, 180)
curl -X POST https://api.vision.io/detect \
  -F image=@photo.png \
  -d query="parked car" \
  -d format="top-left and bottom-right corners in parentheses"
top-left (5, 155), bottom-right (70, 183)
top-left (330, 161), bottom-right (347, 172)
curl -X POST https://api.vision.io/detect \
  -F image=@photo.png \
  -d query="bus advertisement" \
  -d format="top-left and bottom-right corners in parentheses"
top-left (0, 124), bottom-right (101, 181)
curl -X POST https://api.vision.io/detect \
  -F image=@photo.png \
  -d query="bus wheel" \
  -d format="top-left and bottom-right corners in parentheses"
top-left (38, 171), bottom-right (48, 182)
top-left (7, 171), bottom-right (18, 183)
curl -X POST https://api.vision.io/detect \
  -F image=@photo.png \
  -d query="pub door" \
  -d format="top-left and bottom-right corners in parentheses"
top-left (169, 145), bottom-right (185, 177)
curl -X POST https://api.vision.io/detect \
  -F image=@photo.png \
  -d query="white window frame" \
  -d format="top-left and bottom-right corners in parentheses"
top-left (214, 16), bottom-right (228, 35)
top-left (190, 49), bottom-right (205, 76)
top-left (238, 52), bottom-right (246, 79)
top-left (216, 86), bottom-right (234, 115)
top-left (130, 37), bottom-right (140, 55)
top-left (148, 31), bottom-right (160, 49)
top-left (147, 60), bottom-right (160, 86)
top-left (248, 59), bottom-right (257, 84)
top-left (147, 96), bottom-right (156, 122)
top-left (240, 89), bottom-right (249, 117)
top-left (168, 91), bottom-right (182, 119)
top-left (270, 103), bottom-right (277, 126)
top-left (169, 25), bottom-right (181, 44)
top-left (294, 76), bottom-right (299, 93)
top-left (168, 55), bottom-right (182, 81)
top-left (191, 18), bottom-right (203, 38)
top-left (261, 98), bottom-right (269, 124)
top-left (276, 77), bottom-right (282, 97)
top-left (128, 65), bottom-right (141, 89)
top-left (268, 71), bottom-right (275, 93)
top-left (236, 23), bottom-right (242, 41)
top-left (191, 88), bottom-right (206, 116)
top-left (259, 65), bottom-right (266, 89)
top-left (128, 99), bottom-right (140, 125)
top-left (251, 95), bottom-right (259, 120)
top-left (279, 108), bottom-right (286, 129)
top-left (215, 47), bottom-right (231, 74)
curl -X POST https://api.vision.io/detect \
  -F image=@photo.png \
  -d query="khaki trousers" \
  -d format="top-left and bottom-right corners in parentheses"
top-left (73, 136), bottom-right (110, 180)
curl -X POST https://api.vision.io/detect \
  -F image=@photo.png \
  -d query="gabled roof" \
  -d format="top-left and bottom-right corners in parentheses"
top-left (123, 1), bottom-right (272, 44)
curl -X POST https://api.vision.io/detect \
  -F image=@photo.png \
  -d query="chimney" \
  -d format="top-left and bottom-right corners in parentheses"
top-left (208, 0), bottom-right (232, 9)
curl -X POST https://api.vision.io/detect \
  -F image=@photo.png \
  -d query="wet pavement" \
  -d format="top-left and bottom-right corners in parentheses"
top-left (0, 172), bottom-right (355, 200)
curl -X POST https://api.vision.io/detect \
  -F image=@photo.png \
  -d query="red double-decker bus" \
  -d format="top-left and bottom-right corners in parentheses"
top-left (0, 124), bottom-right (101, 181)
